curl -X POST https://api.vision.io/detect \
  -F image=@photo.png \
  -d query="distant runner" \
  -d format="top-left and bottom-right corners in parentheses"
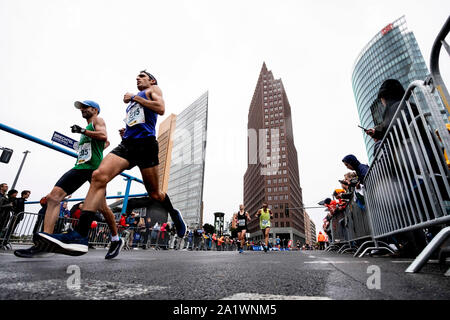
top-left (255, 202), bottom-right (273, 253)
top-left (233, 204), bottom-right (251, 253)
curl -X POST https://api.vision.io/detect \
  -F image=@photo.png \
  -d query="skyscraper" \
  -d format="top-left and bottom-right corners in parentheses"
top-left (244, 63), bottom-right (305, 243)
top-left (167, 92), bottom-right (208, 229)
top-left (352, 16), bottom-right (431, 162)
top-left (157, 114), bottom-right (177, 193)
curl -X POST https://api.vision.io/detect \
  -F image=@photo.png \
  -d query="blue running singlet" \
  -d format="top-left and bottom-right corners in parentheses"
top-left (123, 90), bottom-right (158, 140)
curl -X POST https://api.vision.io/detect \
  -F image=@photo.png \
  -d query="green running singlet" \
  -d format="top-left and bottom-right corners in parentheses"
top-left (73, 122), bottom-right (105, 170)
top-left (260, 208), bottom-right (271, 229)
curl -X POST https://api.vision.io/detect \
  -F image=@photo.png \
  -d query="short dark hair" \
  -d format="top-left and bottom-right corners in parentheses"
top-left (7, 189), bottom-right (18, 197)
top-left (140, 70), bottom-right (158, 85)
top-left (21, 190), bottom-right (31, 197)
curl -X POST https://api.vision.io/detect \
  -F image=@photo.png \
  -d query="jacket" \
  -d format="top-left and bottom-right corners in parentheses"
top-left (342, 155), bottom-right (369, 181)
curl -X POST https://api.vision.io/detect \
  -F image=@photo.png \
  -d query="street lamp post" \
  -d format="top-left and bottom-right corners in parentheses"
top-left (11, 150), bottom-right (30, 190)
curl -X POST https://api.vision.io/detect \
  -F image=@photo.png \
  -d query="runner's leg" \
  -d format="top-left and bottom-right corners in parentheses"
top-left (75, 154), bottom-right (129, 238)
top-left (140, 166), bottom-right (186, 237)
top-left (140, 165), bottom-right (164, 202)
top-left (43, 186), bottom-right (67, 234)
top-left (83, 154), bottom-right (130, 212)
top-left (265, 228), bottom-right (270, 247)
top-left (99, 197), bottom-right (118, 237)
top-left (240, 230), bottom-right (246, 250)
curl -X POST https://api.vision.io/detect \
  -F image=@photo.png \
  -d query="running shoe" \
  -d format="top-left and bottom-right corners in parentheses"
top-left (239, 248), bottom-right (244, 254)
top-left (105, 238), bottom-right (125, 260)
top-left (14, 246), bottom-right (55, 258)
top-left (34, 230), bottom-right (88, 256)
top-left (169, 209), bottom-right (186, 238)
top-left (263, 245), bottom-right (268, 253)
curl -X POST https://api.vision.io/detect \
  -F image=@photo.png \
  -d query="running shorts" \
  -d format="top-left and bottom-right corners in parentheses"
top-left (110, 136), bottom-right (159, 169)
top-left (55, 168), bottom-right (94, 195)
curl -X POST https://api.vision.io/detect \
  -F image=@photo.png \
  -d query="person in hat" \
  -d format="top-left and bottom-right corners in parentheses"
top-left (15, 100), bottom-right (124, 259)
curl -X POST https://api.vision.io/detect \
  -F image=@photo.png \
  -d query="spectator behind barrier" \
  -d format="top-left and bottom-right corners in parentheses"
top-left (365, 79), bottom-right (407, 144)
top-left (342, 154), bottom-right (369, 182)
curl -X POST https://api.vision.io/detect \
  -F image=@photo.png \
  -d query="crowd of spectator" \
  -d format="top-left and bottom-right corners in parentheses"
top-left (0, 183), bottom-right (31, 249)
top-left (317, 78), bottom-right (450, 258)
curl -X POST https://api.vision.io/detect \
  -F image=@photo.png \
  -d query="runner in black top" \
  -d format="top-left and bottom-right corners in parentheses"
top-left (233, 204), bottom-right (251, 254)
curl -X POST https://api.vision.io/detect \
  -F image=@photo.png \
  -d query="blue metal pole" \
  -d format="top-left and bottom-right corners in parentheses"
top-left (121, 178), bottom-right (133, 214)
top-left (25, 193), bottom-right (148, 205)
top-left (0, 122), bottom-right (144, 184)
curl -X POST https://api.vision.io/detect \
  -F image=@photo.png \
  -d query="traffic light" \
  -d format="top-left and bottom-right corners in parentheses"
top-left (0, 148), bottom-right (13, 164)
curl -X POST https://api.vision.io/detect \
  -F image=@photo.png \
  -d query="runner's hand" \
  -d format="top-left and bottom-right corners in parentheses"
top-left (123, 92), bottom-right (135, 103)
top-left (71, 125), bottom-right (85, 134)
top-left (119, 128), bottom-right (125, 137)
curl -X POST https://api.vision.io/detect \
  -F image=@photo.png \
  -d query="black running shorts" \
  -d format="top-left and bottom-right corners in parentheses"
top-left (110, 136), bottom-right (159, 170)
top-left (55, 168), bottom-right (94, 195)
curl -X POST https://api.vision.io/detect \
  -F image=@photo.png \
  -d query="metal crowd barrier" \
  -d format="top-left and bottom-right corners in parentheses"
top-left (362, 80), bottom-right (450, 270)
top-left (324, 195), bottom-right (380, 255)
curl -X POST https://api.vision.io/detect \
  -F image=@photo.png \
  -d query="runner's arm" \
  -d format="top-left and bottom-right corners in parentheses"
top-left (84, 117), bottom-right (108, 142)
top-left (246, 212), bottom-right (251, 221)
top-left (104, 140), bottom-right (110, 149)
top-left (126, 86), bottom-right (165, 115)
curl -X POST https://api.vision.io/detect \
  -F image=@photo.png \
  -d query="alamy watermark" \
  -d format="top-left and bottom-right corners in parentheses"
top-left (66, 265), bottom-right (81, 290)
top-left (366, 265), bottom-right (381, 290)
top-left (170, 120), bottom-right (281, 176)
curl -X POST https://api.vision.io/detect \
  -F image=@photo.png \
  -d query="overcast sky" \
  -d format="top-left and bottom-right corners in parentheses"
top-left (1, 0), bottom-right (449, 237)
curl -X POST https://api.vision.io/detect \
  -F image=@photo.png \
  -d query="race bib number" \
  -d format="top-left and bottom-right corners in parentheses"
top-left (238, 219), bottom-right (246, 227)
top-left (126, 104), bottom-right (145, 127)
top-left (261, 219), bottom-right (270, 227)
top-left (77, 143), bottom-right (92, 165)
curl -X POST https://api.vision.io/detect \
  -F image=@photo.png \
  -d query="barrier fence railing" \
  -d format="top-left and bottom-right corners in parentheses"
top-left (325, 195), bottom-right (373, 254)
top-left (361, 80), bottom-right (450, 270)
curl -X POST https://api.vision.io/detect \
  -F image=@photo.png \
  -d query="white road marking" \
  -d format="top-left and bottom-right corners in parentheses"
top-left (0, 279), bottom-right (167, 299)
top-left (308, 256), bottom-right (316, 258)
top-left (304, 260), bottom-right (369, 264)
top-left (445, 268), bottom-right (450, 277)
top-left (391, 259), bottom-right (441, 264)
top-left (221, 293), bottom-right (331, 300)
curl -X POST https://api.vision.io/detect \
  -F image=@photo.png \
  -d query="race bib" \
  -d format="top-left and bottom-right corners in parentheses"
top-left (77, 142), bottom-right (92, 165)
top-left (126, 104), bottom-right (145, 127)
top-left (238, 219), bottom-right (246, 227)
top-left (262, 219), bottom-right (270, 227)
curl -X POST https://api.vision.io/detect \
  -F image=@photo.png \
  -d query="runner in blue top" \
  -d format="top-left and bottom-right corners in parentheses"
top-left (37, 70), bottom-right (186, 256)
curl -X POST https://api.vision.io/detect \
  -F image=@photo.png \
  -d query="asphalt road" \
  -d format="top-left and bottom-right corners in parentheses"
top-left (0, 247), bottom-right (449, 300)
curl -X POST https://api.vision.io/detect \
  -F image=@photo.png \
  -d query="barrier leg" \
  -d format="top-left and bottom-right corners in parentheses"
top-left (337, 243), bottom-right (350, 254)
top-left (358, 246), bottom-right (396, 258)
top-left (353, 240), bottom-right (375, 257)
top-left (406, 226), bottom-right (450, 273)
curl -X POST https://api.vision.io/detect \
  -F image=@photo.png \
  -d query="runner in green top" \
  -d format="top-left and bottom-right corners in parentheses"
top-left (15, 100), bottom-right (124, 260)
top-left (73, 121), bottom-right (105, 170)
top-left (255, 202), bottom-right (273, 252)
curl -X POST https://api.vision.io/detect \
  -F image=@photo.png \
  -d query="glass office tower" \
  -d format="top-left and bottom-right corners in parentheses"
top-left (167, 92), bottom-right (208, 229)
top-left (351, 16), bottom-right (430, 162)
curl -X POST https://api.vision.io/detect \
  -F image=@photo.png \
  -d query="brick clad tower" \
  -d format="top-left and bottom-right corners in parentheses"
top-left (244, 62), bottom-right (305, 243)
